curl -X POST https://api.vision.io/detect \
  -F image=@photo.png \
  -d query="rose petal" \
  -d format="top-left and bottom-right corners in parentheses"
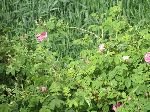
top-left (112, 102), bottom-right (122, 112)
top-left (36, 32), bottom-right (47, 42)
top-left (144, 52), bottom-right (150, 64)
top-left (99, 44), bottom-right (105, 52)
top-left (122, 56), bottom-right (129, 61)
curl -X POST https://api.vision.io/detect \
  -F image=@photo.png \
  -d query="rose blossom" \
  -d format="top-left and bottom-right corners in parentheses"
top-left (112, 102), bottom-right (122, 112)
top-left (36, 32), bottom-right (47, 42)
top-left (144, 52), bottom-right (150, 64)
top-left (122, 56), bottom-right (129, 61)
top-left (99, 44), bottom-right (105, 52)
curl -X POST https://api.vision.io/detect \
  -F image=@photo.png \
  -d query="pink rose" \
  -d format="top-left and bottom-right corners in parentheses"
top-left (36, 32), bottom-right (47, 42)
top-left (144, 52), bottom-right (150, 64)
top-left (112, 102), bottom-right (122, 112)
top-left (99, 44), bottom-right (105, 52)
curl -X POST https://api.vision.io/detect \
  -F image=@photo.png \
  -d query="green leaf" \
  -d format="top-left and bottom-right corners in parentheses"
top-left (20, 108), bottom-right (28, 112)
top-left (50, 82), bottom-right (61, 93)
top-left (131, 75), bottom-right (144, 84)
top-left (122, 92), bottom-right (127, 98)
top-left (40, 107), bottom-right (51, 112)
top-left (49, 99), bottom-right (64, 110)
top-left (46, 19), bottom-right (55, 30)
top-left (125, 78), bottom-right (131, 88)
top-left (0, 104), bottom-right (11, 112)
top-left (102, 104), bottom-right (109, 112)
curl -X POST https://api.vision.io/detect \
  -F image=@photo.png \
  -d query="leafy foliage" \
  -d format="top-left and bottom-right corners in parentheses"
top-left (0, 2), bottom-right (150, 112)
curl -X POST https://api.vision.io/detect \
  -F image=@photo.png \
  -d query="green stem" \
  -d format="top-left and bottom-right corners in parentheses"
top-left (68, 26), bottom-right (99, 38)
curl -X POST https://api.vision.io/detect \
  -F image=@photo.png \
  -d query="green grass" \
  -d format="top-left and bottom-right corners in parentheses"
top-left (0, 0), bottom-right (150, 36)
top-left (122, 0), bottom-right (150, 26)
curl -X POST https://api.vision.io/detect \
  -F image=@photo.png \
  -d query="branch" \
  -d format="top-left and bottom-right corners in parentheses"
top-left (68, 26), bottom-right (99, 38)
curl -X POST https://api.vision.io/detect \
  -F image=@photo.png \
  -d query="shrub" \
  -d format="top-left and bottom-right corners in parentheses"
top-left (0, 4), bottom-right (150, 112)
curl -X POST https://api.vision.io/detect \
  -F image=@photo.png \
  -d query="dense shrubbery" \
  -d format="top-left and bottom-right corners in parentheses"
top-left (0, 2), bottom-right (150, 112)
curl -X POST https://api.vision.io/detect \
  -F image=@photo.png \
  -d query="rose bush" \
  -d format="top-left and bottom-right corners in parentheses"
top-left (0, 4), bottom-right (150, 112)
